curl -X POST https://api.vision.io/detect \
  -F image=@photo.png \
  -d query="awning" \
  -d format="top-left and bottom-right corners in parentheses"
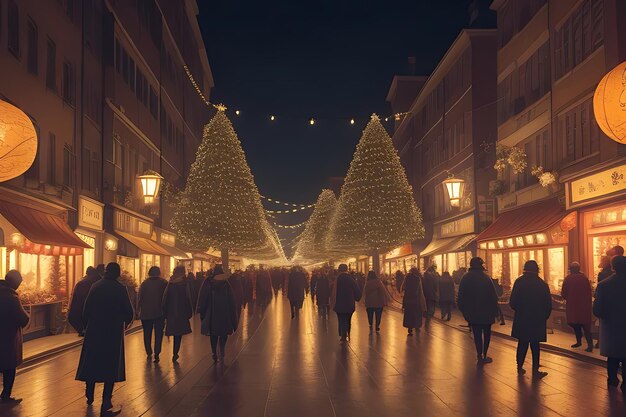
top-left (116, 231), bottom-right (170, 256)
top-left (476, 198), bottom-right (565, 242)
top-left (421, 234), bottom-right (476, 258)
top-left (161, 244), bottom-right (192, 259)
top-left (0, 201), bottom-right (91, 252)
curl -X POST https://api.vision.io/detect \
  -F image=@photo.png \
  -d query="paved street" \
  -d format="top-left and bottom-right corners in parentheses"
top-left (3, 294), bottom-right (625, 417)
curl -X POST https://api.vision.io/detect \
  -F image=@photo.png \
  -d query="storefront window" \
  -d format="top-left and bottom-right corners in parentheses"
top-left (509, 252), bottom-right (520, 283)
top-left (548, 247), bottom-right (565, 291)
top-left (491, 253), bottom-right (503, 280)
top-left (140, 254), bottom-right (161, 282)
top-left (118, 256), bottom-right (139, 282)
top-left (591, 234), bottom-right (626, 280)
top-left (0, 247), bottom-right (6, 277)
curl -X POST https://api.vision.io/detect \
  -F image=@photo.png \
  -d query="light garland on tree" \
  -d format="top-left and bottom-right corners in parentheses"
top-left (169, 107), bottom-right (286, 263)
top-left (328, 114), bottom-right (424, 255)
top-left (292, 189), bottom-right (338, 263)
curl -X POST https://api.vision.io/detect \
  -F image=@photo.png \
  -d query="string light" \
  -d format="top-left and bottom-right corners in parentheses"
top-left (270, 115), bottom-right (276, 121)
top-left (273, 221), bottom-right (306, 229)
top-left (292, 189), bottom-right (337, 263)
top-left (265, 204), bottom-right (314, 214)
top-left (309, 118), bottom-right (315, 125)
top-left (261, 195), bottom-right (315, 208)
top-left (350, 118), bottom-right (355, 125)
top-left (235, 110), bottom-right (240, 115)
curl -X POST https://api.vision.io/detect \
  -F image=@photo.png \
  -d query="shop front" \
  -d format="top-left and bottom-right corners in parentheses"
top-left (421, 214), bottom-right (476, 274)
top-left (74, 195), bottom-right (104, 277)
top-left (566, 161), bottom-right (626, 284)
top-left (476, 198), bottom-right (571, 292)
top-left (156, 228), bottom-right (192, 275)
top-left (384, 243), bottom-right (418, 275)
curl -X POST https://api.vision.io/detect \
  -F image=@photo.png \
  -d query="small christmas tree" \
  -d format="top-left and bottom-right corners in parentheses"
top-left (48, 257), bottom-right (65, 297)
top-left (329, 114), bottom-right (424, 272)
top-left (293, 189), bottom-right (337, 263)
top-left (170, 107), bottom-right (285, 267)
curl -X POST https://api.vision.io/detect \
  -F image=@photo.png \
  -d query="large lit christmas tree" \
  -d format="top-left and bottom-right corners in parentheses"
top-left (170, 107), bottom-right (285, 267)
top-left (292, 189), bottom-right (337, 263)
top-left (328, 114), bottom-right (424, 272)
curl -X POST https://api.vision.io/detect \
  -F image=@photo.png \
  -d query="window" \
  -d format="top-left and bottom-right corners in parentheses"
top-left (136, 69), bottom-right (145, 103)
top-left (559, 97), bottom-right (600, 163)
top-left (8, 0), bottom-right (20, 57)
top-left (122, 48), bottom-right (129, 83)
top-left (48, 133), bottom-right (56, 185)
top-left (82, 149), bottom-right (90, 191)
top-left (497, 0), bottom-right (547, 48)
top-left (129, 57), bottom-right (136, 92)
top-left (115, 38), bottom-right (121, 73)
top-left (62, 60), bottom-right (75, 105)
top-left (24, 125), bottom-right (41, 181)
top-left (91, 154), bottom-right (99, 193)
top-left (63, 145), bottom-right (73, 188)
top-left (149, 86), bottom-right (158, 119)
top-left (46, 39), bottom-right (57, 91)
top-left (26, 19), bottom-right (38, 74)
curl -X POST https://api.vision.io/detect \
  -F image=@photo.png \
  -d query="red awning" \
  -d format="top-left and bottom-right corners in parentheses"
top-left (476, 198), bottom-right (565, 242)
top-left (0, 201), bottom-right (91, 250)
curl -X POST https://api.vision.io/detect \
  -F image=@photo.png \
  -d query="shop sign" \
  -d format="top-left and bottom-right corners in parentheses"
top-left (570, 165), bottom-right (626, 205)
top-left (78, 197), bottom-right (103, 230)
top-left (437, 215), bottom-right (474, 238)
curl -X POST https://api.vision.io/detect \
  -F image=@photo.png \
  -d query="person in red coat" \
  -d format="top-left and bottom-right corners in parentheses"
top-left (561, 262), bottom-right (593, 352)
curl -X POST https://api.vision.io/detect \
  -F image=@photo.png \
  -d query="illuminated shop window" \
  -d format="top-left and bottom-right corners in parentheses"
top-left (488, 241), bottom-right (496, 249)
top-left (536, 233), bottom-right (547, 244)
top-left (525, 235), bottom-right (534, 245)
top-left (516, 236), bottom-right (524, 246)
top-left (548, 247), bottom-right (565, 292)
top-left (506, 238), bottom-right (514, 248)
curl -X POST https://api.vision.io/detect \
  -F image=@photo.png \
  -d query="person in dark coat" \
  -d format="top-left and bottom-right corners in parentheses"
top-left (597, 256), bottom-right (613, 283)
top-left (510, 260), bottom-right (552, 379)
top-left (310, 271), bottom-right (319, 300)
top-left (457, 258), bottom-right (499, 364)
top-left (438, 271), bottom-right (455, 321)
top-left (333, 264), bottom-right (362, 342)
top-left (76, 262), bottom-right (134, 412)
top-left (68, 266), bottom-right (100, 336)
top-left (186, 271), bottom-right (199, 308)
top-left (271, 267), bottom-right (283, 296)
top-left (593, 255), bottom-right (626, 391)
top-left (364, 271), bottom-right (388, 331)
top-left (0, 270), bottom-right (29, 404)
top-left (288, 266), bottom-right (307, 319)
top-left (197, 266), bottom-right (239, 362)
top-left (162, 266), bottom-right (193, 362)
top-left (395, 270), bottom-right (405, 293)
top-left (227, 271), bottom-right (244, 319)
top-left (256, 266), bottom-right (272, 305)
top-left (241, 269), bottom-right (253, 309)
top-left (561, 262), bottom-right (593, 352)
top-left (422, 265), bottom-right (439, 319)
top-left (138, 266), bottom-right (168, 363)
top-left (316, 272), bottom-right (331, 317)
top-left (402, 268), bottom-right (426, 335)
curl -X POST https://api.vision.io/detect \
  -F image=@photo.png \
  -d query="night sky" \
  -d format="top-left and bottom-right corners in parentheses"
top-left (197, 0), bottom-right (474, 252)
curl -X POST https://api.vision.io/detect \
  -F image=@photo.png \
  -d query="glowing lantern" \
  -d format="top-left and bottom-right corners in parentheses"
top-left (593, 61), bottom-right (626, 144)
top-left (138, 171), bottom-right (163, 204)
top-left (0, 99), bottom-right (38, 182)
top-left (443, 176), bottom-right (465, 207)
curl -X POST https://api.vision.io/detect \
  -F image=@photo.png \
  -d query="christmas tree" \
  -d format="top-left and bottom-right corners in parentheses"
top-left (170, 107), bottom-right (285, 266)
top-left (328, 114), bottom-right (424, 272)
top-left (292, 189), bottom-right (337, 263)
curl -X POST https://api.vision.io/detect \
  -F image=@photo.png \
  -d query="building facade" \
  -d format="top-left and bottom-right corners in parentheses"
top-left (478, 0), bottom-right (626, 292)
top-left (386, 29), bottom-right (498, 276)
top-left (0, 0), bottom-right (213, 320)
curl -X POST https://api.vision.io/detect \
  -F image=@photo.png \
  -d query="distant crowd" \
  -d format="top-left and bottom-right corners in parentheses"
top-left (0, 248), bottom-right (625, 412)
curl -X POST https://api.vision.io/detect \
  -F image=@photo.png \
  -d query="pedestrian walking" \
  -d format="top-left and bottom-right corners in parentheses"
top-left (242, 269), bottom-right (253, 309)
top-left (256, 266), bottom-right (272, 305)
top-left (310, 270), bottom-right (319, 300)
top-left (598, 256), bottom-right (613, 283)
top-left (197, 265), bottom-right (239, 362)
top-left (162, 266), bottom-right (193, 362)
top-left (402, 267), bottom-right (426, 335)
top-left (438, 271), bottom-right (455, 321)
top-left (68, 266), bottom-right (101, 336)
top-left (186, 271), bottom-right (199, 308)
top-left (561, 262), bottom-right (593, 352)
top-left (395, 270), bottom-right (405, 294)
top-left (364, 271), bottom-right (388, 332)
top-left (510, 260), bottom-right (552, 379)
top-left (288, 266), bottom-right (307, 318)
top-left (316, 271), bottom-right (331, 317)
top-left (422, 265), bottom-right (439, 319)
top-left (137, 266), bottom-right (168, 363)
top-left (227, 271), bottom-right (244, 319)
top-left (593, 255), bottom-right (626, 392)
top-left (271, 267), bottom-right (283, 297)
top-left (457, 258), bottom-right (499, 364)
top-left (0, 270), bottom-right (29, 405)
top-left (333, 264), bottom-right (362, 342)
top-left (75, 263), bottom-right (134, 413)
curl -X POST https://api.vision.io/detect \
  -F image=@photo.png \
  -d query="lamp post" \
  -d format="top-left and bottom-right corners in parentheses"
top-left (138, 171), bottom-right (163, 204)
top-left (443, 175), bottom-right (465, 208)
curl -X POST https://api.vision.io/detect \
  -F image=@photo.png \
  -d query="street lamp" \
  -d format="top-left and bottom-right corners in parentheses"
top-left (443, 175), bottom-right (465, 208)
top-left (138, 170), bottom-right (163, 204)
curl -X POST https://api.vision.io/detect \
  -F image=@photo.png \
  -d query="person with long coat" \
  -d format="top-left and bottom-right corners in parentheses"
top-left (310, 271), bottom-right (319, 300)
top-left (138, 266), bottom-right (168, 363)
top-left (67, 266), bottom-right (100, 336)
top-left (561, 262), bottom-right (593, 352)
top-left (402, 268), bottom-right (426, 335)
top-left (197, 266), bottom-right (239, 362)
top-left (256, 266), bottom-right (272, 305)
top-left (227, 271), bottom-right (244, 319)
top-left (510, 260), bottom-right (552, 379)
top-left (0, 271), bottom-right (29, 404)
top-left (76, 263), bottom-right (134, 412)
top-left (241, 271), bottom-right (253, 309)
top-left (422, 266), bottom-right (439, 319)
top-left (162, 266), bottom-right (193, 362)
top-left (457, 258), bottom-right (499, 364)
top-left (395, 270), bottom-right (405, 293)
top-left (288, 266), bottom-right (307, 319)
top-left (333, 264), bottom-right (362, 342)
top-left (364, 271), bottom-right (388, 332)
top-left (593, 255), bottom-right (626, 391)
top-left (270, 267), bottom-right (283, 296)
top-left (315, 273), bottom-right (331, 317)
top-left (438, 271), bottom-right (456, 321)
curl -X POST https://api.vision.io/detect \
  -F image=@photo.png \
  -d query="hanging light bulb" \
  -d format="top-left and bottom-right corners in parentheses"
top-left (385, 117), bottom-right (389, 122)
top-left (235, 110), bottom-right (240, 115)
top-left (394, 113), bottom-right (401, 121)
top-left (270, 115), bottom-right (275, 121)
top-left (309, 118), bottom-right (315, 125)
top-left (350, 118), bottom-right (355, 125)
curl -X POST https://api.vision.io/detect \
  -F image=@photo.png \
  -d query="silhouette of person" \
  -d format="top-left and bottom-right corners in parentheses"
top-left (138, 266), bottom-right (168, 362)
top-left (162, 265), bottom-right (193, 362)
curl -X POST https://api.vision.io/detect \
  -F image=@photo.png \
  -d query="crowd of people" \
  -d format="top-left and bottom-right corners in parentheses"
top-left (0, 248), bottom-right (625, 412)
